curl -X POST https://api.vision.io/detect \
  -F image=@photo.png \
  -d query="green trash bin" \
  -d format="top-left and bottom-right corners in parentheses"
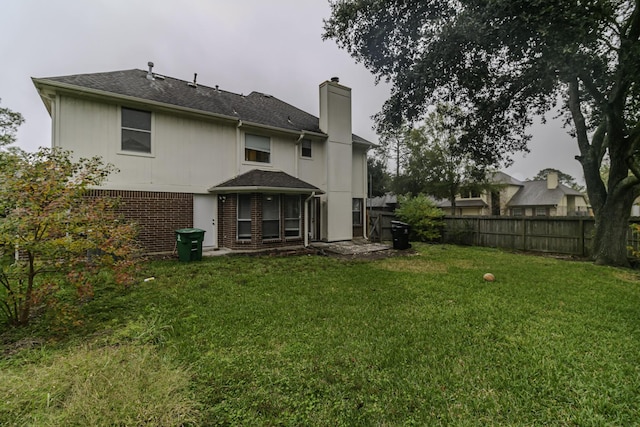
top-left (175, 228), bottom-right (206, 262)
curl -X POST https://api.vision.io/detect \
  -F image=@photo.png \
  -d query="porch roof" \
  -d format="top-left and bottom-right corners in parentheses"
top-left (437, 199), bottom-right (488, 208)
top-left (208, 169), bottom-right (323, 194)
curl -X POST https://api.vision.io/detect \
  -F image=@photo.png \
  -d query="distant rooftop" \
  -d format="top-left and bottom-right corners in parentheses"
top-left (508, 180), bottom-right (584, 207)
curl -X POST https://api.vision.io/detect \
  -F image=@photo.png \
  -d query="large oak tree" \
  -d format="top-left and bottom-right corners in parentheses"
top-left (324, 0), bottom-right (640, 266)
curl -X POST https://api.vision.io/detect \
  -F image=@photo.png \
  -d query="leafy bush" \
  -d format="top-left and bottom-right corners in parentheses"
top-left (0, 147), bottom-right (141, 326)
top-left (395, 194), bottom-right (444, 242)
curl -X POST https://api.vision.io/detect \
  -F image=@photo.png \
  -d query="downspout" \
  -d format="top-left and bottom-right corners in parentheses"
top-left (294, 132), bottom-right (305, 177)
top-left (53, 94), bottom-right (60, 148)
top-left (236, 120), bottom-right (243, 173)
top-left (304, 191), bottom-right (316, 247)
top-left (363, 152), bottom-right (368, 239)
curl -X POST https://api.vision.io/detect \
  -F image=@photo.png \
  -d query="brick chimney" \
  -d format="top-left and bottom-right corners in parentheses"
top-left (547, 171), bottom-right (559, 190)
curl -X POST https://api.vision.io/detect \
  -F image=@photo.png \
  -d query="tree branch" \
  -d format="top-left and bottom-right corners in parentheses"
top-left (622, 0), bottom-right (640, 39)
top-left (568, 78), bottom-right (592, 158)
top-left (578, 71), bottom-right (606, 105)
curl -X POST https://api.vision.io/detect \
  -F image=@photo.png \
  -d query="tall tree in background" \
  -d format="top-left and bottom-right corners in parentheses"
top-left (0, 99), bottom-right (24, 147)
top-left (376, 127), bottom-right (410, 179)
top-left (401, 105), bottom-right (484, 214)
top-left (325, 1), bottom-right (640, 266)
top-left (367, 156), bottom-right (390, 197)
top-left (531, 168), bottom-right (585, 192)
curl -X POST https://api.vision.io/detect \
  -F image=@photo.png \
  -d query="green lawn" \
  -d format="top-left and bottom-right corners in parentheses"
top-left (2, 244), bottom-right (640, 426)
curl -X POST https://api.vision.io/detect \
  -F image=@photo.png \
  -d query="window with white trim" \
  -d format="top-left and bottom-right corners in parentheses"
top-left (245, 134), bottom-right (271, 163)
top-left (121, 107), bottom-right (151, 153)
top-left (352, 198), bottom-right (363, 226)
top-left (237, 194), bottom-right (252, 240)
top-left (284, 195), bottom-right (301, 237)
top-left (301, 139), bottom-right (312, 158)
top-left (262, 195), bottom-right (280, 239)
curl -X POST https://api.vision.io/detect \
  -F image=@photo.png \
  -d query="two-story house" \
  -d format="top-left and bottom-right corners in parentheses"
top-left (436, 171), bottom-right (590, 217)
top-left (32, 64), bottom-right (371, 253)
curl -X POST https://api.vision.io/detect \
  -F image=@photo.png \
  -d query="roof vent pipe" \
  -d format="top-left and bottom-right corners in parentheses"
top-left (146, 61), bottom-right (155, 80)
top-left (188, 73), bottom-right (198, 88)
top-left (330, 76), bottom-right (339, 83)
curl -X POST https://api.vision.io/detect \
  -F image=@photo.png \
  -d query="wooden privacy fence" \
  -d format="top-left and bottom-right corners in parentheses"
top-left (442, 216), bottom-right (640, 257)
top-left (368, 210), bottom-right (397, 242)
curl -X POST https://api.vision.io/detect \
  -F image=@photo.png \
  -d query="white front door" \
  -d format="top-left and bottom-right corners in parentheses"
top-left (193, 195), bottom-right (217, 248)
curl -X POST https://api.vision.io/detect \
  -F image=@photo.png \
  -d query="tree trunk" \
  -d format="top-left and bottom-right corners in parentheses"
top-left (592, 191), bottom-right (635, 267)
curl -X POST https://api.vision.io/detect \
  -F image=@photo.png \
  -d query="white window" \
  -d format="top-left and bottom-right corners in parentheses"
top-left (352, 198), bottom-right (363, 226)
top-left (245, 134), bottom-right (271, 163)
top-left (263, 195), bottom-right (280, 239)
top-left (301, 139), bottom-right (312, 158)
top-left (121, 107), bottom-right (151, 153)
top-left (237, 194), bottom-right (251, 240)
top-left (284, 195), bottom-right (301, 237)
top-left (535, 207), bottom-right (547, 216)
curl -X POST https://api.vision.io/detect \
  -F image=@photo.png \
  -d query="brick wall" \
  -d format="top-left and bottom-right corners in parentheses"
top-left (219, 193), bottom-right (305, 250)
top-left (86, 189), bottom-right (193, 253)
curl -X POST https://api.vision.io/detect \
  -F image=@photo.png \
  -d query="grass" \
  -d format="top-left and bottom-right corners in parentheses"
top-left (2, 244), bottom-right (640, 425)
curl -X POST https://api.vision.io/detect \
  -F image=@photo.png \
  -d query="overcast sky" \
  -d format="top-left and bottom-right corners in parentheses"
top-left (2, 0), bottom-right (583, 183)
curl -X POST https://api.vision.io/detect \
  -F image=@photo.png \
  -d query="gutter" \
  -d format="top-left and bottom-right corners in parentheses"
top-left (32, 78), bottom-right (240, 125)
top-left (294, 132), bottom-right (305, 176)
top-left (32, 78), bottom-right (328, 139)
top-left (207, 185), bottom-right (323, 194)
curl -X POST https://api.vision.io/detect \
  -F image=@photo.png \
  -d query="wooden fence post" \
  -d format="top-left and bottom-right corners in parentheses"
top-left (579, 218), bottom-right (585, 257)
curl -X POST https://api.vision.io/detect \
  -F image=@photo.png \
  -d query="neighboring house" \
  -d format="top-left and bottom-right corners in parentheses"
top-left (506, 173), bottom-right (590, 217)
top-left (366, 193), bottom-right (398, 212)
top-left (436, 171), bottom-right (525, 216)
top-left (436, 171), bottom-right (590, 217)
top-left (32, 64), bottom-right (372, 253)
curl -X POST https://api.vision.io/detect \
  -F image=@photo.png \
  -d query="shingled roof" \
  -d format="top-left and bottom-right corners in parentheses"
top-left (208, 169), bottom-right (322, 194)
top-left (33, 68), bottom-right (372, 144)
top-left (507, 181), bottom-right (585, 207)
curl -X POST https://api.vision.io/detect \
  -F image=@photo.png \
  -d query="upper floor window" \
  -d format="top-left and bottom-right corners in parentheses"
top-left (245, 134), bottom-right (271, 163)
top-left (461, 190), bottom-right (481, 199)
top-left (121, 107), bottom-right (151, 153)
top-left (301, 139), bottom-right (312, 158)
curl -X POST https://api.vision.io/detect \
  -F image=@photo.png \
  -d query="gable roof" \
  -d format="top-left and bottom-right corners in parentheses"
top-left (208, 169), bottom-right (323, 194)
top-left (491, 171), bottom-right (524, 186)
top-left (32, 68), bottom-right (372, 145)
top-left (507, 181), bottom-right (585, 207)
top-left (367, 193), bottom-right (398, 208)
